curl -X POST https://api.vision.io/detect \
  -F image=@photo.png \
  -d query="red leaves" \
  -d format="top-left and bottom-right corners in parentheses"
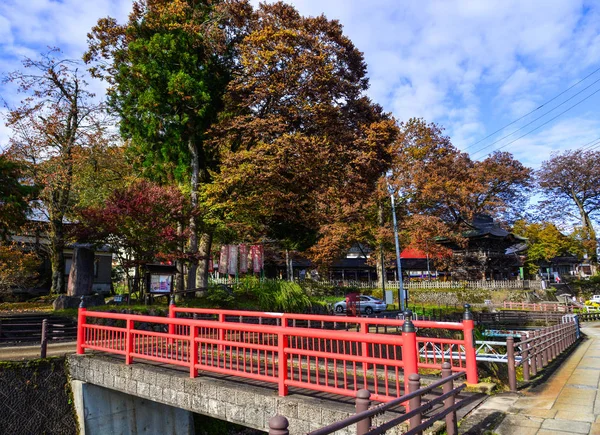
top-left (75, 180), bottom-right (191, 265)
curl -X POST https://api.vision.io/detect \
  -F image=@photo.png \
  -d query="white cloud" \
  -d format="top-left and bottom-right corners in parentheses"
top-left (1, 0), bottom-right (600, 168)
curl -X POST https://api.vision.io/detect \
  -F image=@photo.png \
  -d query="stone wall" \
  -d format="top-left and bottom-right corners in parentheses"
top-left (0, 357), bottom-right (77, 435)
top-left (68, 354), bottom-right (408, 435)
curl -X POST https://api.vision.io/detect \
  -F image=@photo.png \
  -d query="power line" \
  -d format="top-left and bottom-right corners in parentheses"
top-left (465, 65), bottom-right (600, 151)
top-left (579, 137), bottom-right (600, 151)
top-left (469, 77), bottom-right (600, 156)
top-left (472, 87), bottom-right (600, 157)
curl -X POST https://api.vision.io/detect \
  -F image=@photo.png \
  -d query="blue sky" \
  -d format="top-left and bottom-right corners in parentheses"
top-left (1, 0), bottom-right (600, 169)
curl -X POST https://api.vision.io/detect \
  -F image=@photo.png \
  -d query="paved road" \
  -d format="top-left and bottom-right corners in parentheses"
top-left (462, 322), bottom-right (600, 434)
top-left (0, 341), bottom-right (76, 361)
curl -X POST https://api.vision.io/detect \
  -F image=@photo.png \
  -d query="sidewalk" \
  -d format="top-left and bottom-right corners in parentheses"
top-left (0, 341), bottom-right (76, 361)
top-left (462, 323), bottom-right (600, 434)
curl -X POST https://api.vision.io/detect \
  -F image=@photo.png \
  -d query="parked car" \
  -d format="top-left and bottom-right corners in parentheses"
top-left (585, 295), bottom-right (600, 307)
top-left (333, 295), bottom-right (387, 315)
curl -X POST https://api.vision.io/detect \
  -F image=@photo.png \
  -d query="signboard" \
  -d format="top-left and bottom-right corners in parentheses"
top-left (150, 274), bottom-right (172, 293)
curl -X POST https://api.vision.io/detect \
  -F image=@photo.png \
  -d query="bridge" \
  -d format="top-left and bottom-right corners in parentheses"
top-left (70, 301), bottom-right (480, 434)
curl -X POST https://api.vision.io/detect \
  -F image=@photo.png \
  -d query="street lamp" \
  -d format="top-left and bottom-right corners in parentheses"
top-left (388, 184), bottom-right (405, 312)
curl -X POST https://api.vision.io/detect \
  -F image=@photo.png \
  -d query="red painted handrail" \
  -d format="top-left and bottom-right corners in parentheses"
top-left (77, 305), bottom-right (478, 403)
top-left (170, 305), bottom-right (478, 382)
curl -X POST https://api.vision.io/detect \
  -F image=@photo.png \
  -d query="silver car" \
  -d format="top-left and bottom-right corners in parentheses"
top-left (333, 295), bottom-right (387, 315)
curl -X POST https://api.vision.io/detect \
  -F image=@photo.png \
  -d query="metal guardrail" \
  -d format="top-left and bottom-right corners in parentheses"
top-left (267, 363), bottom-right (466, 435)
top-left (505, 319), bottom-right (579, 392)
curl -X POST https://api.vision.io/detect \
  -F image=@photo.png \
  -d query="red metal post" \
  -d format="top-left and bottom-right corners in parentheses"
top-left (125, 318), bottom-right (134, 365)
top-left (190, 324), bottom-right (198, 378)
top-left (408, 373), bottom-right (422, 432)
top-left (361, 322), bottom-right (369, 386)
top-left (462, 304), bottom-right (478, 384)
top-left (218, 313), bottom-right (226, 352)
top-left (441, 363), bottom-right (457, 435)
top-left (402, 312), bottom-right (418, 394)
top-left (76, 297), bottom-right (87, 355)
top-left (278, 320), bottom-right (289, 396)
top-left (506, 336), bottom-right (517, 392)
top-left (355, 389), bottom-right (371, 435)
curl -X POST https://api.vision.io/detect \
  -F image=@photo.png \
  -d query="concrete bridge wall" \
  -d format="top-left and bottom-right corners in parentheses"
top-left (68, 354), bottom-right (405, 435)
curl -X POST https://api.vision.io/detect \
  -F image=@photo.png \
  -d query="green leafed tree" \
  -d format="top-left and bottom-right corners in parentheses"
top-left (513, 220), bottom-right (585, 277)
top-left (0, 155), bottom-right (36, 240)
top-left (85, 0), bottom-right (253, 289)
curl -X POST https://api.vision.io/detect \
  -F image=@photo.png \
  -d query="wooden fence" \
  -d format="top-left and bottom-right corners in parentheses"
top-left (209, 277), bottom-right (542, 291)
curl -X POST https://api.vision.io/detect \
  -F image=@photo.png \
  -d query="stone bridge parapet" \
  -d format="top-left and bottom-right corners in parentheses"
top-left (67, 354), bottom-right (405, 434)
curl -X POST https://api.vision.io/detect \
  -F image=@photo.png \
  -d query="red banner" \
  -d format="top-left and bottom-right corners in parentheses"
top-left (251, 244), bottom-right (263, 273)
top-left (228, 245), bottom-right (238, 275)
top-left (239, 244), bottom-right (248, 273)
top-left (218, 245), bottom-right (228, 274)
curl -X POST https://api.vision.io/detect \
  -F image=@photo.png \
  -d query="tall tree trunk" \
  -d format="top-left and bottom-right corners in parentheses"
top-left (196, 233), bottom-right (213, 293)
top-left (187, 139), bottom-right (199, 290)
top-left (50, 222), bottom-right (65, 294)
top-left (377, 201), bottom-right (387, 289)
top-left (573, 191), bottom-right (598, 260)
top-left (285, 249), bottom-right (293, 282)
top-left (175, 222), bottom-right (185, 294)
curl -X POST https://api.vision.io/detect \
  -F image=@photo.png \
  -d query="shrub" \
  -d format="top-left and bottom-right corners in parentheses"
top-left (0, 244), bottom-right (41, 296)
top-left (233, 277), bottom-right (312, 312)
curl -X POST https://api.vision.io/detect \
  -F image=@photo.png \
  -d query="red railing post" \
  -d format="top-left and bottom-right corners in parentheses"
top-left (441, 362), bottom-right (458, 435)
top-left (218, 313), bottom-right (226, 353)
top-left (506, 336), bottom-right (517, 392)
top-left (408, 373), bottom-right (422, 433)
top-left (462, 304), bottom-right (478, 384)
top-left (168, 295), bottom-right (176, 337)
top-left (361, 320), bottom-right (369, 386)
top-left (190, 323), bottom-right (198, 378)
top-left (402, 311), bottom-right (418, 394)
top-left (76, 297), bottom-right (87, 355)
top-left (125, 317), bottom-right (134, 365)
top-left (355, 389), bottom-right (371, 435)
top-left (278, 316), bottom-right (289, 396)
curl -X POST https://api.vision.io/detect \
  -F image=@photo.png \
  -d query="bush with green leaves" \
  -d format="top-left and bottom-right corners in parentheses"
top-left (233, 277), bottom-right (312, 312)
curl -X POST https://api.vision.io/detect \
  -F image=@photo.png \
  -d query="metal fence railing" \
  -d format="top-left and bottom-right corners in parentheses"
top-left (506, 318), bottom-right (579, 392)
top-left (76, 302), bottom-right (478, 403)
top-left (267, 363), bottom-right (467, 435)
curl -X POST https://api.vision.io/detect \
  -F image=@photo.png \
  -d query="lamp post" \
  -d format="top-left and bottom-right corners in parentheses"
top-left (389, 189), bottom-right (405, 312)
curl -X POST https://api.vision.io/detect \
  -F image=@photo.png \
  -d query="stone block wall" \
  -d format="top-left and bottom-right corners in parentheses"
top-left (67, 354), bottom-right (408, 435)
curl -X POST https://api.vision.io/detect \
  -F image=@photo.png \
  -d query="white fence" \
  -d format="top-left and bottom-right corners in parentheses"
top-left (208, 277), bottom-right (542, 291)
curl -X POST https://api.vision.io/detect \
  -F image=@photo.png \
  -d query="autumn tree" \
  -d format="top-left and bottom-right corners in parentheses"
top-left (392, 119), bottom-right (533, 229)
top-left (3, 50), bottom-right (113, 293)
top-left (0, 155), bottom-right (36, 240)
top-left (513, 220), bottom-right (584, 277)
top-left (206, 2), bottom-right (397, 275)
top-left (537, 149), bottom-right (600, 261)
top-left (75, 180), bottom-right (190, 297)
top-left (85, 0), bottom-right (253, 290)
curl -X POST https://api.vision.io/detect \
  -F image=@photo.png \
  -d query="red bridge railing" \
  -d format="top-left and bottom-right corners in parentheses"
top-left (76, 302), bottom-right (478, 403)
